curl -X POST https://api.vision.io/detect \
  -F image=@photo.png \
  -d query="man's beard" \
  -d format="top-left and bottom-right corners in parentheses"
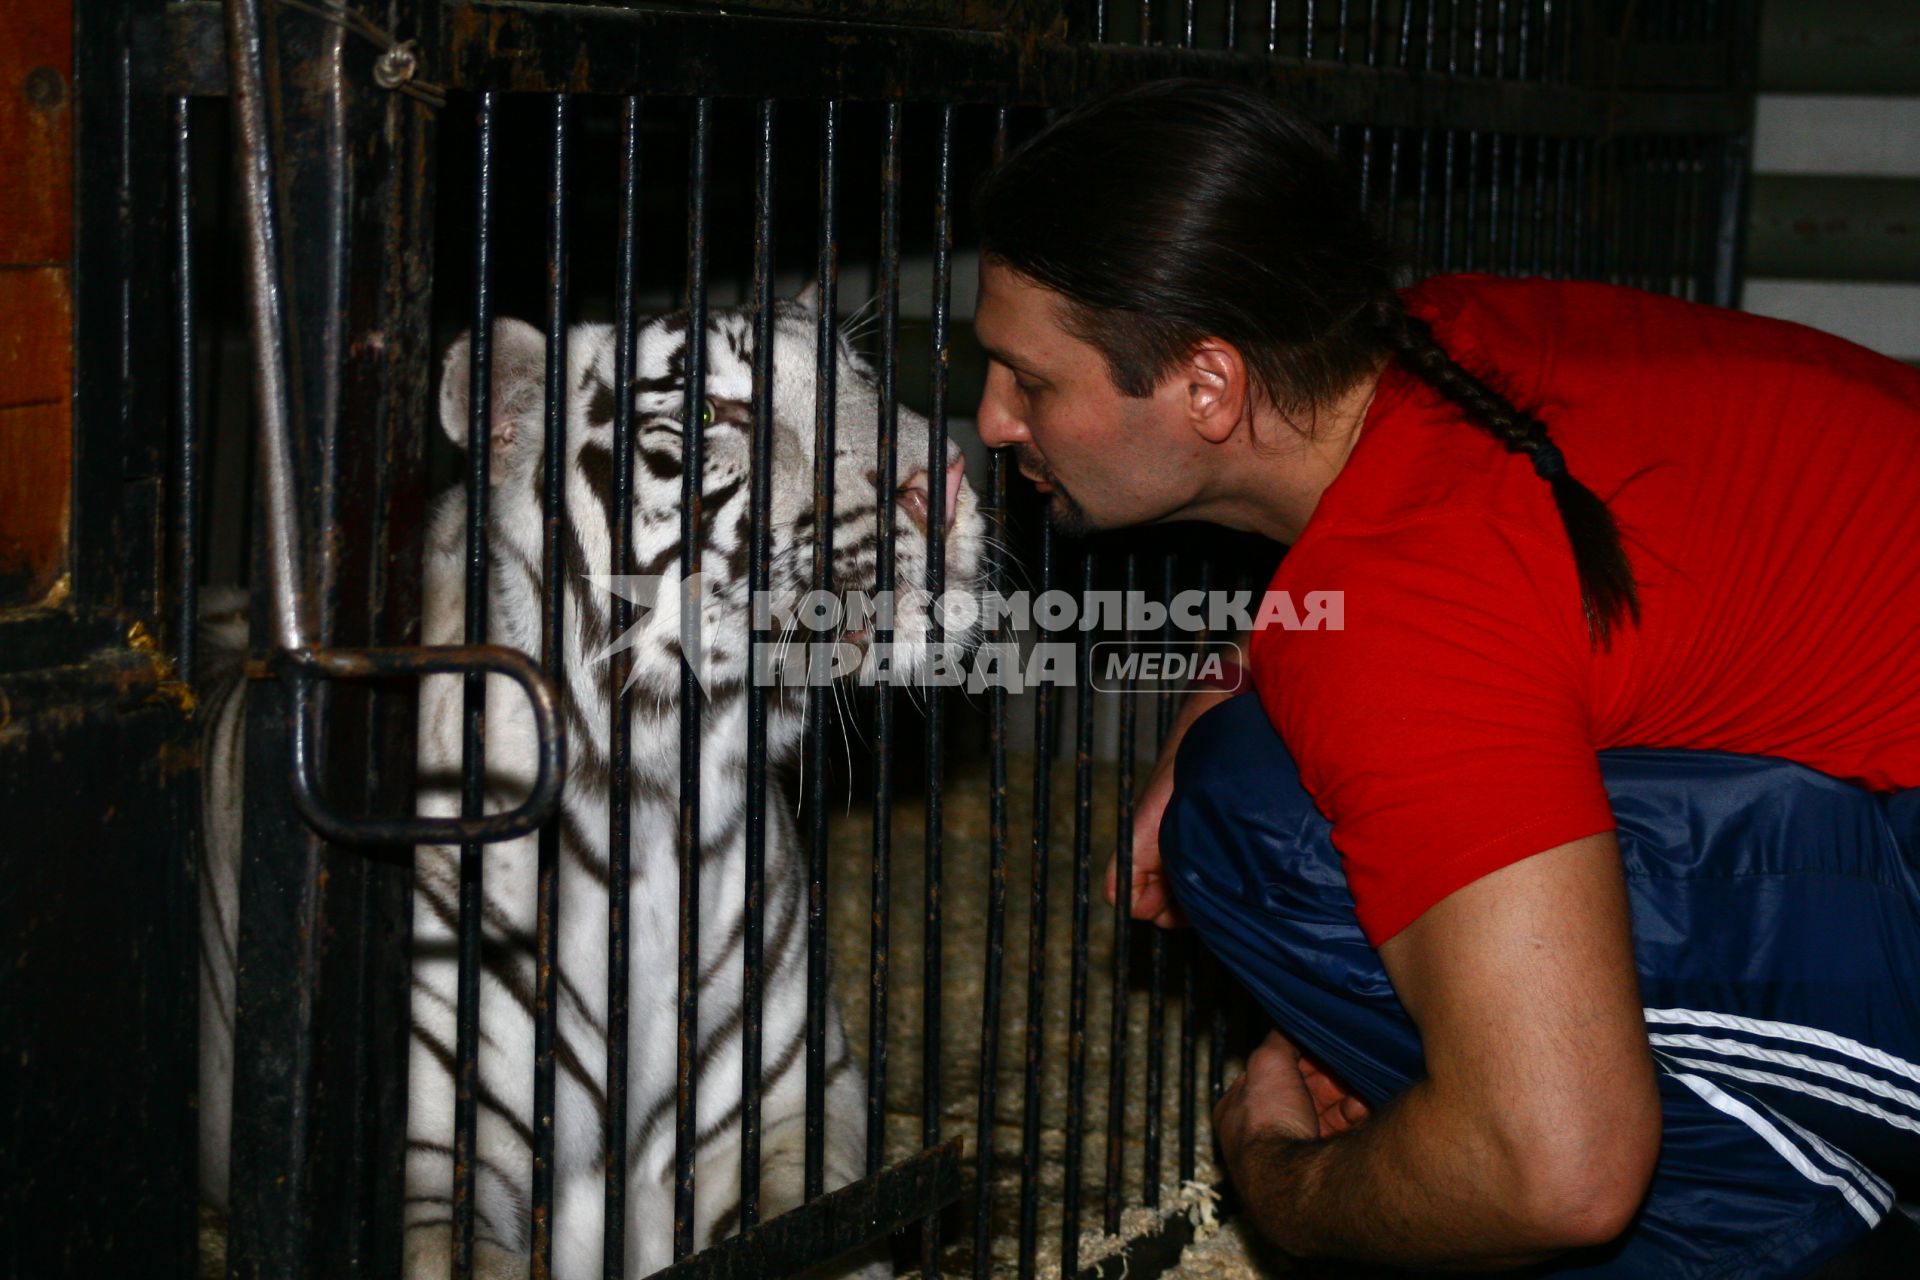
top-left (1043, 485), bottom-right (1096, 538)
top-left (1020, 447), bottom-right (1096, 537)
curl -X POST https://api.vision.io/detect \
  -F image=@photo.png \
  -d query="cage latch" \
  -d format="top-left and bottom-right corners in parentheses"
top-left (226, 0), bottom-right (560, 846)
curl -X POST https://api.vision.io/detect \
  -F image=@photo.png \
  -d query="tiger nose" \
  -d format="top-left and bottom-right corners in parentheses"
top-left (896, 458), bottom-right (965, 534)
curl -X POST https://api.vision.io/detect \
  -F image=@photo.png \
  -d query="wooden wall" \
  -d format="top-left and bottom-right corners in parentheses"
top-left (0, 0), bottom-right (74, 608)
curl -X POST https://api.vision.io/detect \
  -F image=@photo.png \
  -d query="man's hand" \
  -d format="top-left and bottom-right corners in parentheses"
top-left (1215, 1032), bottom-right (1374, 1159)
top-left (1103, 684), bottom-right (1238, 928)
top-left (1300, 1048), bottom-right (1372, 1137)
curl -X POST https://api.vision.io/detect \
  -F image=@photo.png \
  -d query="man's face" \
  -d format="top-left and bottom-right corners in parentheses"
top-left (972, 260), bottom-right (1208, 535)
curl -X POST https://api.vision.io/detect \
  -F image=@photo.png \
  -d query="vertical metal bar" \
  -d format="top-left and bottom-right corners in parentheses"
top-left (1414, 0), bottom-right (1438, 272)
top-left (1674, 140), bottom-right (1693, 299)
top-left (922, 100), bottom-right (957, 1280)
top-left (1103, 551), bottom-right (1139, 1233)
top-left (1484, 133), bottom-right (1500, 273)
top-left (1552, 134), bottom-right (1569, 276)
top-left (1266, 0), bottom-right (1279, 55)
top-left (1651, 139), bottom-right (1670, 295)
top-left (1060, 549), bottom-right (1097, 1275)
top-left (1178, 557), bottom-right (1214, 1184)
top-left (1140, 0), bottom-right (1155, 46)
top-left (603, 93), bottom-right (643, 1280)
top-left (1184, 0), bottom-right (1196, 48)
top-left (1464, 0), bottom-right (1484, 272)
top-left (673, 95), bottom-right (712, 1265)
top-left (1507, 133), bottom-right (1525, 274)
top-left (1572, 137), bottom-right (1590, 279)
top-left (1680, 137), bottom-right (1705, 301)
top-left (1016, 520), bottom-right (1055, 1280)
top-left (1712, 130), bottom-right (1753, 309)
top-left (1142, 551), bottom-right (1176, 1208)
top-left (169, 95), bottom-right (198, 685)
top-left (868, 98), bottom-right (902, 1184)
top-left (1385, 125), bottom-right (1404, 245)
top-left (972, 108), bottom-right (1013, 1280)
top-left (1177, 913), bottom-right (1196, 1184)
top-left (741, 95), bottom-right (778, 1234)
top-left (1440, 3), bottom-right (1461, 270)
top-left (1357, 0), bottom-right (1382, 206)
top-left (452, 90), bottom-right (498, 1280)
top-left (1201, 568), bottom-right (1227, 1152)
top-left (1655, 139), bottom-right (1673, 297)
top-left (804, 98), bottom-right (842, 1205)
top-left (1224, 0), bottom-right (1237, 51)
top-left (1489, 2), bottom-right (1505, 276)
top-left (1207, 957), bottom-right (1228, 1111)
top-left (1624, 139), bottom-right (1643, 289)
top-left (1304, 0), bottom-right (1317, 56)
top-left (1528, 133), bottom-right (1547, 276)
top-left (530, 90), bottom-right (571, 1280)
top-left (1414, 126), bottom-right (1433, 274)
top-left (222, 0), bottom-right (306, 655)
top-left (1621, 139), bottom-right (1636, 288)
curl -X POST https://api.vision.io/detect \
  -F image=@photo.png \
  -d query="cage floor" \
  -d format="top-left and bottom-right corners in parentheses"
top-left (823, 745), bottom-right (1284, 1280)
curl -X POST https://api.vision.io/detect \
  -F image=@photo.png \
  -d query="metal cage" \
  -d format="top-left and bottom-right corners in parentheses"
top-left (1, 2), bottom-right (1758, 1278)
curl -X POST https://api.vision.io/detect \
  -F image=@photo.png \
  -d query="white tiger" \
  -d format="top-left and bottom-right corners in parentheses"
top-left (199, 290), bottom-right (986, 1279)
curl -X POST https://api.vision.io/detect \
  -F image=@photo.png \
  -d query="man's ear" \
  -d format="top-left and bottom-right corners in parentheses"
top-left (1184, 338), bottom-right (1248, 445)
top-left (438, 318), bottom-right (548, 484)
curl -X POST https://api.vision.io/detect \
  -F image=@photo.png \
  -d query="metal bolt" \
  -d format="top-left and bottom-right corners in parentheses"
top-left (25, 66), bottom-right (65, 110)
top-left (373, 41), bottom-right (418, 91)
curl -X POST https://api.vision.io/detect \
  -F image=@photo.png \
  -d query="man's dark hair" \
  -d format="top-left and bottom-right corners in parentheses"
top-left (974, 78), bottom-right (1639, 646)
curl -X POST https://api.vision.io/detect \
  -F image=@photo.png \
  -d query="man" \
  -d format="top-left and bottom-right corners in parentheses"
top-left (970, 80), bottom-right (1920, 1275)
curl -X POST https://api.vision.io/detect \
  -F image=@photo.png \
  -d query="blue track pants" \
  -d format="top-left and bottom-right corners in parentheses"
top-left (1160, 694), bottom-right (1920, 1278)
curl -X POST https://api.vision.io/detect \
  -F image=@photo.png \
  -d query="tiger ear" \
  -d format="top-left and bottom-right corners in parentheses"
top-left (438, 318), bottom-right (548, 484)
top-left (790, 280), bottom-right (822, 313)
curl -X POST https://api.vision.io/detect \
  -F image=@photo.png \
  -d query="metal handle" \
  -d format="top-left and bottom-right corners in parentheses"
top-left (225, 0), bottom-right (567, 847)
top-left (278, 645), bottom-right (567, 846)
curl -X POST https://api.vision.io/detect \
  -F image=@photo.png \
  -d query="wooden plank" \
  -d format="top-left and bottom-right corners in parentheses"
top-left (0, 0), bottom-right (74, 608)
top-left (0, 265), bottom-right (73, 409)
top-left (0, 0), bottom-right (74, 264)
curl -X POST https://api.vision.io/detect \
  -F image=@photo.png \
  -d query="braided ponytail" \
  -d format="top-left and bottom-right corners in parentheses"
top-left (1372, 300), bottom-right (1641, 648)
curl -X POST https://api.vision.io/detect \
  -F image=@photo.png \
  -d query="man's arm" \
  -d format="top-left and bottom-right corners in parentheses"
top-left (1215, 833), bottom-right (1661, 1268)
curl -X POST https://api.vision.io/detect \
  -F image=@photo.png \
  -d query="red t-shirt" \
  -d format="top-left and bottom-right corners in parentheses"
top-left (1249, 274), bottom-right (1920, 946)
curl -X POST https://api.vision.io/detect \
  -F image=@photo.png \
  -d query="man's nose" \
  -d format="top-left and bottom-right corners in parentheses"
top-left (975, 379), bottom-right (1028, 449)
top-left (896, 457), bottom-right (966, 534)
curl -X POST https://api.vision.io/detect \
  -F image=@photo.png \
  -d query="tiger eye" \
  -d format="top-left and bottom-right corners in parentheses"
top-left (702, 400), bottom-right (715, 426)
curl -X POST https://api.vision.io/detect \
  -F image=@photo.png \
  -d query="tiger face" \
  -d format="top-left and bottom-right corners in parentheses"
top-left (435, 294), bottom-right (986, 709)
